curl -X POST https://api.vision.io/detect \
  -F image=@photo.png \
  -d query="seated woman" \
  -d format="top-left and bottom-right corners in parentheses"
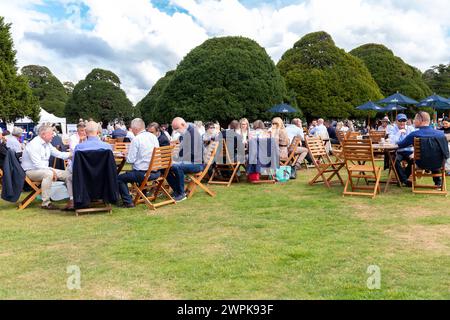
top-left (203, 122), bottom-right (219, 147)
top-left (237, 118), bottom-right (250, 147)
top-left (269, 117), bottom-right (290, 160)
top-left (249, 120), bottom-right (269, 140)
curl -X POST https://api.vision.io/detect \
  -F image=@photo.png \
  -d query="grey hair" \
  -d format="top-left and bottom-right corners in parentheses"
top-left (38, 124), bottom-right (53, 135)
top-left (85, 121), bottom-right (99, 134)
top-left (130, 118), bottom-right (145, 130)
top-left (12, 127), bottom-right (23, 136)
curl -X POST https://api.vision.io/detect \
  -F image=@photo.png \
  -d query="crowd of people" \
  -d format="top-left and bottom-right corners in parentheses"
top-left (0, 111), bottom-right (449, 211)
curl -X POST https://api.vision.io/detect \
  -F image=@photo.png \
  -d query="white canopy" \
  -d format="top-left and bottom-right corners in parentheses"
top-left (12, 108), bottom-right (67, 134)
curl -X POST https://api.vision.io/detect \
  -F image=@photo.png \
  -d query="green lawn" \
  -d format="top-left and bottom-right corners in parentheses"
top-left (1, 169), bottom-right (450, 299)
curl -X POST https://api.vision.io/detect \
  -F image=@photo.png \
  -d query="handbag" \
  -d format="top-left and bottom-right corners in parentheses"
top-left (275, 166), bottom-right (291, 182)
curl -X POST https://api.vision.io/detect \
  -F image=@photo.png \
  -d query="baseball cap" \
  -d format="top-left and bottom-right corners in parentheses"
top-left (396, 113), bottom-right (407, 121)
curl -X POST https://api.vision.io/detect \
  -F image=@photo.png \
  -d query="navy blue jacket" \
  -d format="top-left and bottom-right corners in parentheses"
top-left (1, 149), bottom-right (26, 203)
top-left (72, 150), bottom-right (119, 209)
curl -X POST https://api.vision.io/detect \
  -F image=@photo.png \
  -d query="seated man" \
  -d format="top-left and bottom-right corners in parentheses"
top-left (166, 117), bottom-right (204, 202)
top-left (390, 113), bottom-right (416, 187)
top-left (397, 111), bottom-right (448, 187)
top-left (147, 122), bottom-right (170, 147)
top-left (117, 118), bottom-right (159, 208)
top-left (6, 127), bottom-right (24, 156)
top-left (73, 121), bottom-right (112, 153)
top-left (111, 124), bottom-right (127, 139)
top-left (21, 124), bottom-right (73, 210)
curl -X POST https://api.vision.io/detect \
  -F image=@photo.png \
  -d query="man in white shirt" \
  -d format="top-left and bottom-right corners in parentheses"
top-left (309, 118), bottom-right (329, 139)
top-left (21, 124), bottom-right (73, 210)
top-left (69, 122), bottom-right (87, 152)
top-left (285, 118), bottom-right (304, 143)
top-left (117, 118), bottom-right (159, 208)
top-left (6, 127), bottom-right (24, 154)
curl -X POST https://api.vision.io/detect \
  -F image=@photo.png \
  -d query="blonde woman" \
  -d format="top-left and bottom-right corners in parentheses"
top-left (237, 118), bottom-right (250, 145)
top-left (270, 117), bottom-right (290, 159)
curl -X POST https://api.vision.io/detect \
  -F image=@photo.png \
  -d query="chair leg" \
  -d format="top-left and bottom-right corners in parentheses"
top-left (18, 188), bottom-right (41, 210)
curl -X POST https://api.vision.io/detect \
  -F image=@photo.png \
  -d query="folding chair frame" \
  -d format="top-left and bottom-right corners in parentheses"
top-left (208, 140), bottom-right (241, 187)
top-left (305, 136), bottom-right (345, 188)
top-left (185, 142), bottom-right (219, 198)
top-left (132, 145), bottom-right (176, 211)
top-left (342, 139), bottom-right (382, 199)
top-left (18, 177), bottom-right (42, 210)
top-left (280, 136), bottom-right (301, 167)
top-left (412, 138), bottom-right (447, 196)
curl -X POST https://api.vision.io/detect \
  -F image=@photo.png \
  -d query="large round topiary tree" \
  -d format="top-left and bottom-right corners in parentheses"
top-left (350, 44), bottom-right (432, 100)
top-left (152, 36), bottom-right (287, 125)
top-left (65, 68), bottom-right (137, 124)
top-left (277, 31), bottom-right (383, 120)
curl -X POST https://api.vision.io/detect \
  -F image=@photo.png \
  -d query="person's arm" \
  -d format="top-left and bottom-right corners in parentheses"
top-left (50, 144), bottom-right (70, 160)
top-left (397, 131), bottom-right (415, 149)
top-left (126, 139), bottom-right (138, 164)
top-left (27, 143), bottom-right (50, 170)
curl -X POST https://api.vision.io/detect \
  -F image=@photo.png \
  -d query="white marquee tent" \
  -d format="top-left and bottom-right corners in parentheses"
top-left (10, 108), bottom-right (67, 134)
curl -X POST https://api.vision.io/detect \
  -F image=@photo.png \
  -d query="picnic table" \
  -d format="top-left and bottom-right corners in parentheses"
top-left (372, 143), bottom-right (401, 192)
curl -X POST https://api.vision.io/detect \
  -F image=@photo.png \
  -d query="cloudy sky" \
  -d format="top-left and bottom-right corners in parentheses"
top-left (1, 0), bottom-right (449, 104)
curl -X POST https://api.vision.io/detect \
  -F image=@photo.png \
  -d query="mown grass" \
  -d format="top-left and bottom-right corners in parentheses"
top-left (1, 169), bottom-right (450, 299)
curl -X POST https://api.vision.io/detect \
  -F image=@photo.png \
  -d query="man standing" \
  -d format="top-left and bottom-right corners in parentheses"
top-left (21, 125), bottom-right (73, 210)
top-left (166, 117), bottom-right (204, 202)
top-left (117, 118), bottom-right (159, 208)
top-left (390, 114), bottom-right (416, 187)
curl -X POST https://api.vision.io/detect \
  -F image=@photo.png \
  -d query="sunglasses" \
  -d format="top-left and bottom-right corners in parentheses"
top-left (398, 119), bottom-right (407, 122)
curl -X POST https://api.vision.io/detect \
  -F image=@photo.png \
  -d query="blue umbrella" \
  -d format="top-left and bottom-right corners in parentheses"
top-left (356, 101), bottom-right (384, 111)
top-left (380, 104), bottom-right (407, 112)
top-left (377, 92), bottom-right (418, 105)
top-left (267, 103), bottom-right (298, 113)
top-left (417, 94), bottom-right (450, 110)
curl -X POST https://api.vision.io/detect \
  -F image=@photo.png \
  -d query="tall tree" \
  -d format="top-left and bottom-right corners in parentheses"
top-left (63, 81), bottom-right (75, 96)
top-left (21, 65), bottom-right (68, 117)
top-left (0, 16), bottom-right (39, 122)
top-left (278, 31), bottom-right (383, 120)
top-left (350, 44), bottom-right (432, 100)
top-left (423, 64), bottom-right (450, 97)
top-left (137, 70), bottom-right (175, 124)
top-left (154, 36), bottom-right (287, 125)
top-left (65, 68), bottom-right (136, 124)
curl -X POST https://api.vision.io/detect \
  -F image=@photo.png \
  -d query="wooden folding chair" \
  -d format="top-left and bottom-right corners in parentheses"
top-left (305, 136), bottom-right (345, 188)
top-left (132, 145), bottom-right (176, 211)
top-left (412, 137), bottom-right (447, 195)
top-left (208, 140), bottom-right (241, 187)
top-left (114, 142), bottom-right (130, 154)
top-left (280, 136), bottom-right (301, 167)
top-left (342, 139), bottom-right (382, 198)
top-left (18, 177), bottom-right (42, 210)
top-left (369, 130), bottom-right (386, 143)
top-left (185, 141), bottom-right (219, 198)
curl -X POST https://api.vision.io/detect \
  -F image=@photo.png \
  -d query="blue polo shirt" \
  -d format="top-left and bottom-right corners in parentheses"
top-left (74, 136), bottom-right (112, 153)
top-left (397, 126), bottom-right (445, 149)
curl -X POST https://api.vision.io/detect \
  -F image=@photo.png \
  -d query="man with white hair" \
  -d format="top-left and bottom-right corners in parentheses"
top-left (309, 118), bottom-right (329, 139)
top-left (117, 118), bottom-right (159, 208)
top-left (21, 124), bottom-right (73, 210)
top-left (6, 127), bottom-right (24, 154)
top-left (166, 117), bottom-right (204, 202)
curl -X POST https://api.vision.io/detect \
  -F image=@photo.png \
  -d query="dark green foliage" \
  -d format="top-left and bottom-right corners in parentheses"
top-left (350, 44), bottom-right (432, 100)
top-left (423, 64), bottom-right (450, 97)
top-left (21, 65), bottom-right (68, 117)
top-left (278, 31), bottom-right (383, 120)
top-left (137, 70), bottom-right (175, 124)
top-left (65, 68), bottom-right (136, 124)
top-left (0, 17), bottom-right (39, 122)
top-left (147, 36), bottom-right (287, 125)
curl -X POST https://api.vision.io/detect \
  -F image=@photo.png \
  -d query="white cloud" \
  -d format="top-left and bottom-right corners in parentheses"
top-left (1, 0), bottom-right (449, 106)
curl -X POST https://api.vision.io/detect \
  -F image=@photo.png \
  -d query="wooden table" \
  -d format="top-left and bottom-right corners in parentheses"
top-left (372, 143), bottom-right (401, 192)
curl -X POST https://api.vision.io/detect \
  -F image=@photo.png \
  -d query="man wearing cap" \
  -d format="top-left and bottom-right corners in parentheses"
top-left (6, 127), bottom-right (24, 155)
top-left (390, 114), bottom-right (416, 187)
top-left (377, 116), bottom-right (393, 134)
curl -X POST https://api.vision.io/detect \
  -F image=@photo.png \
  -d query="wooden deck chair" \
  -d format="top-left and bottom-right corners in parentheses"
top-left (208, 140), bottom-right (241, 187)
top-left (369, 130), bottom-right (386, 161)
top-left (18, 177), bottom-right (42, 210)
top-left (342, 139), bottom-right (382, 198)
top-left (132, 145), bottom-right (176, 211)
top-left (185, 141), bottom-right (219, 198)
top-left (305, 136), bottom-right (345, 188)
top-left (412, 137), bottom-right (447, 195)
top-left (280, 136), bottom-right (301, 167)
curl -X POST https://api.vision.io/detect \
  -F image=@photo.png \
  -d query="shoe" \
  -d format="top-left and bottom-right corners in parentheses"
top-left (401, 181), bottom-right (412, 188)
top-left (41, 203), bottom-right (60, 211)
top-left (121, 202), bottom-right (135, 208)
top-left (174, 193), bottom-right (187, 202)
top-left (62, 200), bottom-right (75, 211)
